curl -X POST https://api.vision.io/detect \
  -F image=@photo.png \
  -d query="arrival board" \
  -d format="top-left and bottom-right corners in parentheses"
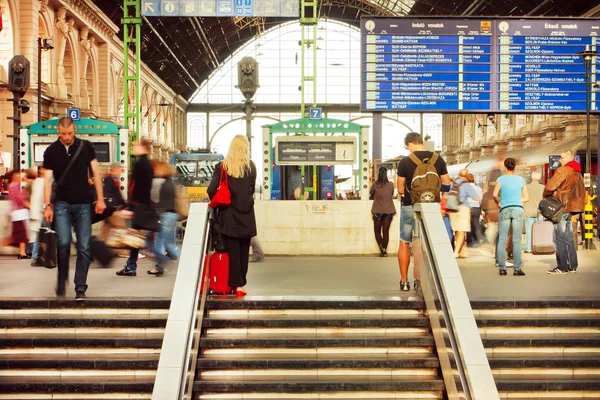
top-left (361, 18), bottom-right (599, 113)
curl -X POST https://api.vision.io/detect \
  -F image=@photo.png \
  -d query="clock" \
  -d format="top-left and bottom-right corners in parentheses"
top-left (335, 142), bottom-right (354, 162)
top-left (498, 21), bottom-right (509, 33)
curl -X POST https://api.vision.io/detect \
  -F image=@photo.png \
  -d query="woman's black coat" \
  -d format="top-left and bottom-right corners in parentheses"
top-left (207, 161), bottom-right (257, 238)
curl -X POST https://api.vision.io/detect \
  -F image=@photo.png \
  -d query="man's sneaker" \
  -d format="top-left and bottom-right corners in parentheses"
top-left (499, 269), bottom-right (507, 276)
top-left (568, 268), bottom-right (577, 273)
top-left (513, 269), bottom-right (526, 276)
top-left (400, 281), bottom-right (410, 291)
top-left (75, 291), bottom-right (87, 301)
top-left (547, 268), bottom-right (568, 275)
top-left (414, 280), bottom-right (420, 292)
top-left (116, 267), bottom-right (136, 277)
top-left (505, 260), bottom-right (514, 268)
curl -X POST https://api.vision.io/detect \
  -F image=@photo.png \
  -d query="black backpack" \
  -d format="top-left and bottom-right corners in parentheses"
top-left (408, 153), bottom-right (441, 204)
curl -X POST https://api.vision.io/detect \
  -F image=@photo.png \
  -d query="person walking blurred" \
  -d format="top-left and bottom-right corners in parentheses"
top-left (5, 171), bottom-right (30, 259)
top-left (43, 116), bottom-right (106, 300)
top-left (481, 181), bottom-right (499, 258)
top-left (449, 169), bottom-right (479, 258)
top-left (116, 138), bottom-right (153, 277)
top-left (524, 171), bottom-right (544, 253)
top-left (147, 161), bottom-right (179, 276)
top-left (208, 135), bottom-right (257, 296)
top-left (544, 150), bottom-right (585, 274)
top-left (466, 173), bottom-right (484, 247)
top-left (493, 157), bottom-right (529, 276)
top-left (370, 166), bottom-right (396, 257)
top-left (30, 167), bottom-right (47, 266)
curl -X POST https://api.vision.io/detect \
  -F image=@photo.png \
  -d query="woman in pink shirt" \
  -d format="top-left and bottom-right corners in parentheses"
top-left (8, 171), bottom-right (30, 258)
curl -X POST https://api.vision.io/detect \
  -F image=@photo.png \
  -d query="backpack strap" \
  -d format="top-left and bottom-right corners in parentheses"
top-left (408, 153), bottom-right (422, 166)
top-left (427, 152), bottom-right (439, 165)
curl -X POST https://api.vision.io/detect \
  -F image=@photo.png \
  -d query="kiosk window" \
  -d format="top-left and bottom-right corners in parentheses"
top-left (33, 143), bottom-right (51, 163)
top-left (91, 142), bottom-right (110, 163)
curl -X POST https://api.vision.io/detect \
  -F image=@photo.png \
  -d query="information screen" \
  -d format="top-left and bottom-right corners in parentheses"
top-left (361, 18), bottom-right (599, 113)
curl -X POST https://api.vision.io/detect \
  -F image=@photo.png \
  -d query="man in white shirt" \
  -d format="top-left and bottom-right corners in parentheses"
top-left (30, 167), bottom-right (47, 266)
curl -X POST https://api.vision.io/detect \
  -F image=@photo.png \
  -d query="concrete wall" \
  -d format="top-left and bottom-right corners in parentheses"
top-left (255, 200), bottom-right (400, 255)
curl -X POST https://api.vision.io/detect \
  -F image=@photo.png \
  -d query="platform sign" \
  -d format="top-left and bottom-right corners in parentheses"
top-left (67, 108), bottom-right (80, 121)
top-left (309, 107), bottom-right (323, 120)
top-left (361, 18), bottom-right (600, 113)
top-left (142, 0), bottom-right (298, 17)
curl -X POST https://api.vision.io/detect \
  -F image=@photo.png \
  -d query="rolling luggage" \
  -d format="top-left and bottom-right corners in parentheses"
top-left (532, 221), bottom-right (555, 255)
top-left (209, 252), bottom-right (230, 295)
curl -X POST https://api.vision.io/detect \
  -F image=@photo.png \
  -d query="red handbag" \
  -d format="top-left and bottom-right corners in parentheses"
top-left (208, 165), bottom-right (231, 209)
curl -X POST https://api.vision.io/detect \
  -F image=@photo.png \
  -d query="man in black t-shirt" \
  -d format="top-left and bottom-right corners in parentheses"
top-left (43, 117), bottom-right (106, 301)
top-left (396, 132), bottom-right (450, 292)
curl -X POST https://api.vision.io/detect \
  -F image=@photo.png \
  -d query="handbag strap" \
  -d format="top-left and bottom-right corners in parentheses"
top-left (220, 163), bottom-right (229, 185)
top-left (57, 140), bottom-right (84, 187)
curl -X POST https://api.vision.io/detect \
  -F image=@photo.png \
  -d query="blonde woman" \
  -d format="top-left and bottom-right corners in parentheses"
top-left (208, 135), bottom-right (257, 296)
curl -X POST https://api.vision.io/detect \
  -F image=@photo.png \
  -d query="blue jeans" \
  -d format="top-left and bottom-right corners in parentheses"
top-left (443, 215), bottom-right (454, 248)
top-left (154, 212), bottom-right (179, 272)
top-left (32, 220), bottom-right (50, 260)
top-left (497, 207), bottom-right (524, 270)
top-left (54, 202), bottom-right (92, 292)
top-left (399, 205), bottom-right (415, 243)
top-left (524, 215), bottom-right (541, 252)
top-left (553, 212), bottom-right (578, 272)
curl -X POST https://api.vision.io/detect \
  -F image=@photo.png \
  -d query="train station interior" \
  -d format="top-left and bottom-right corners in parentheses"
top-left (1, 0), bottom-right (600, 399)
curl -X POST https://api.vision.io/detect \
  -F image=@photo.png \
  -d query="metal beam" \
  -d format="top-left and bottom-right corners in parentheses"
top-left (142, 16), bottom-right (201, 88)
top-left (187, 103), bottom-right (361, 114)
top-left (193, 17), bottom-right (221, 69)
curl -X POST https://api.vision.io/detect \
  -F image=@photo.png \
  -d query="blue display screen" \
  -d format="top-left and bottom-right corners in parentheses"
top-left (362, 19), bottom-right (600, 113)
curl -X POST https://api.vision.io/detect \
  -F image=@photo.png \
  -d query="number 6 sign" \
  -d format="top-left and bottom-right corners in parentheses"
top-left (67, 108), bottom-right (80, 121)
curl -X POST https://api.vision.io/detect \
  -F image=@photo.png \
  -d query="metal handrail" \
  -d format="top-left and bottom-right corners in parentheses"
top-left (413, 203), bottom-right (499, 400)
top-left (152, 203), bottom-right (211, 400)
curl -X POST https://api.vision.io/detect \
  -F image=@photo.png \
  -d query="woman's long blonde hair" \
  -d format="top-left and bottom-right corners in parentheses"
top-left (223, 135), bottom-right (251, 178)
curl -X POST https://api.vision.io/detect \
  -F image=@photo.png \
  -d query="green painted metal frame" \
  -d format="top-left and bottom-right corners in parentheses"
top-left (122, 0), bottom-right (141, 154)
top-left (300, 0), bottom-right (318, 199)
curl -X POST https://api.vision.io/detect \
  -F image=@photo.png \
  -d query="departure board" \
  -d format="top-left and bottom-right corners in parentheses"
top-left (497, 20), bottom-right (599, 112)
top-left (361, 18), bottom-right (599, 113)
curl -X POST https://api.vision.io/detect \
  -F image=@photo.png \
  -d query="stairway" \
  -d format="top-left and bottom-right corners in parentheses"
top-left (194, 297), bottom-right (445, 400)
top-left (0, 299), bottom-right (169, 399)
top-left (474, 300), bottom-right (600, 400)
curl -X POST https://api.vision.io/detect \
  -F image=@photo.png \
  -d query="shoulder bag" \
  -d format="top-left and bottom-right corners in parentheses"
top-left (539, 175), bottom-right (580, 224)
top-left (208, 164), bottom-right (231, 209)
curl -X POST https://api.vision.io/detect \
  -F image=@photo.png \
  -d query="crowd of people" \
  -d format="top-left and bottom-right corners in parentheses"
top-left (1, 117), bottom-right (184, 301)
top-left (1, 120), bottom-right (592, 299)
top-left (388, 132), bottom-right (588, 291)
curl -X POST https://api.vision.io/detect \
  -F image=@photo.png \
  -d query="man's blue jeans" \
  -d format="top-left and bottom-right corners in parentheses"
top-left (553, 212), bottom-right (578, 272)
top-left (497, 207), bottom-right (524, 270)
top-left (54, 202), bottom-right (92, 293)
top-left (524, 216), bottom-right (541, 252)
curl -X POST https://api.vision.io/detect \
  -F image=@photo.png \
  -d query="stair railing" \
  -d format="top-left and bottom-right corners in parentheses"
top-left (413, 203), bottom-right (499, 400)
top-left (152, 203), bottom-right (212, 400)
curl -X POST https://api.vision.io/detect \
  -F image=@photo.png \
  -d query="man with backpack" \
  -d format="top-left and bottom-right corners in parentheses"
top-left (396, 132), bottom-right (451, 292)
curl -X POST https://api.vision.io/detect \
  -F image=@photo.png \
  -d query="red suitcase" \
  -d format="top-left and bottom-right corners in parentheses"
top-left (209, 252), bottom-right (230, 295)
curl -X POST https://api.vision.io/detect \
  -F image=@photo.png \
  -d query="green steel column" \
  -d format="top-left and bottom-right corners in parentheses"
top-left (122, 0), bottom-right (141, 154)
top-left (300, 0), bottom-right (317, 199)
